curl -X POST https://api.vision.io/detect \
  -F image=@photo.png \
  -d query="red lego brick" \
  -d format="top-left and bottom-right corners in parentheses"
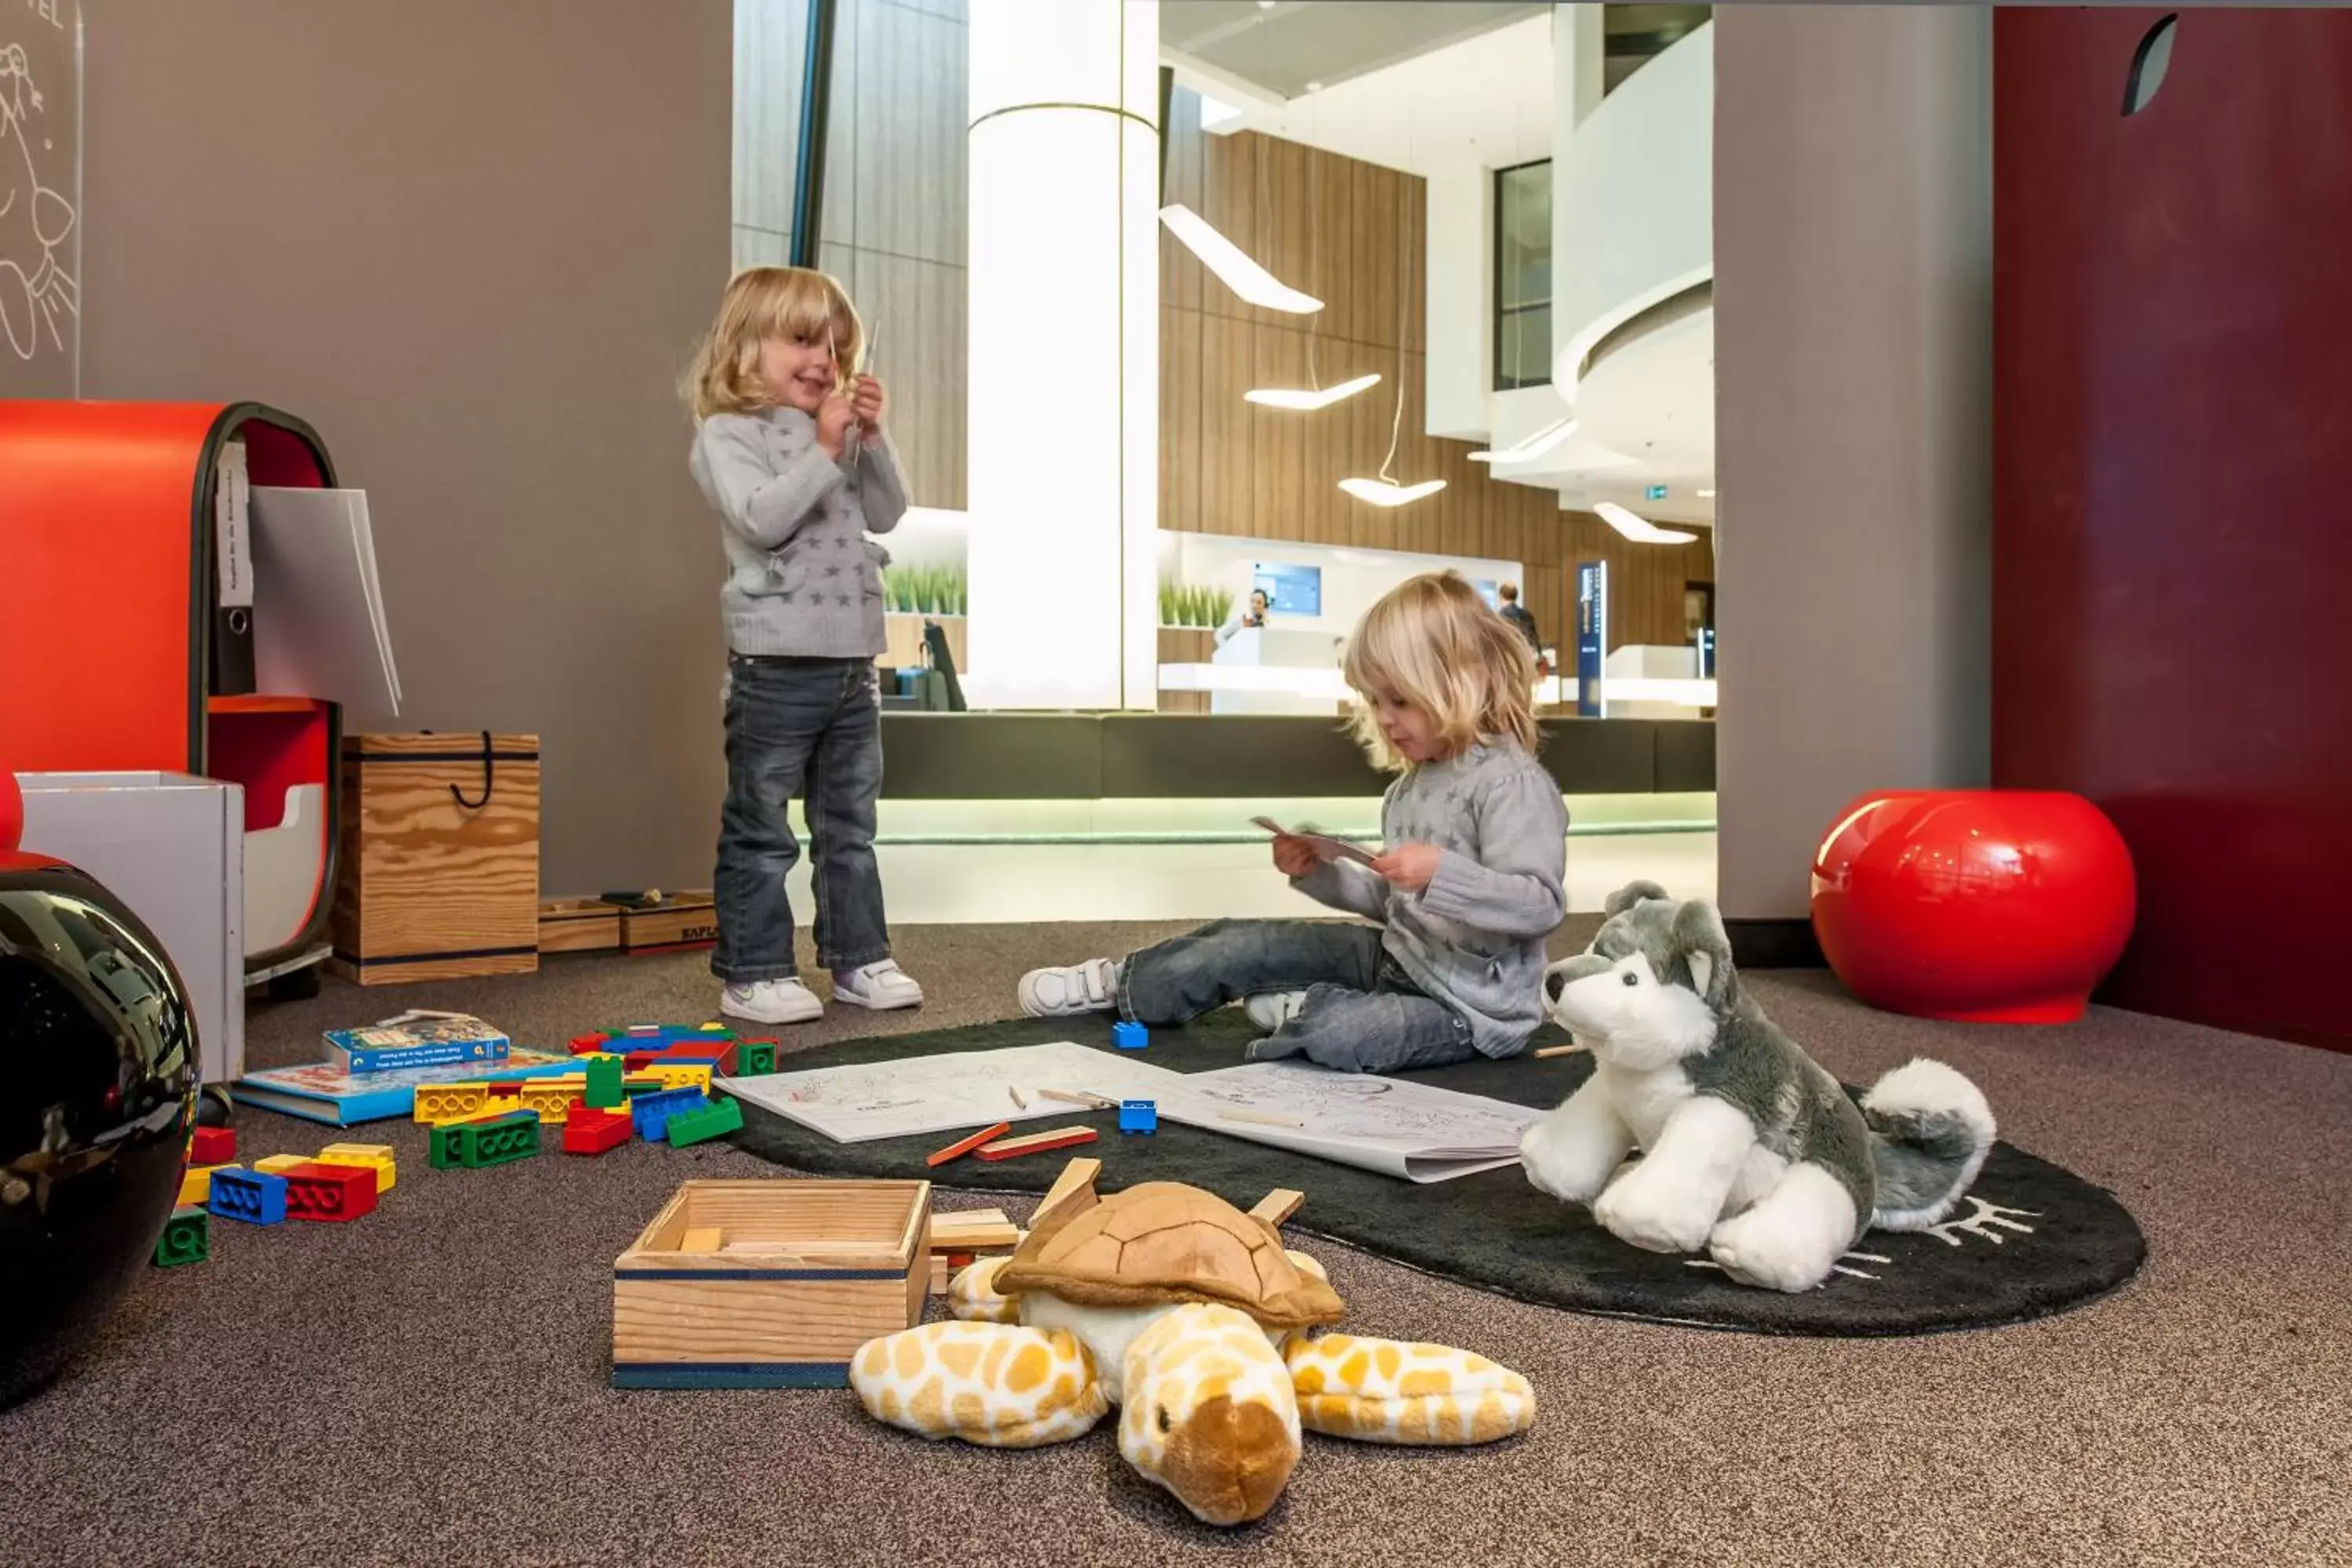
top-left (281, 1160), bottom-right (379, 1222)
top-left (569, 1032), bottom-right (610, 1054)
top-left (563, 1106), bottom-right (632, 1156)
top-left (190, 1125), bottom-right (236, 1165)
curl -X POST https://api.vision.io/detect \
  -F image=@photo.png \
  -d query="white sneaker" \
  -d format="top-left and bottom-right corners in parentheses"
top-left (720, 978), bottom-right (824, 1025)
top-left (1018, 957), bottom-right (1120, 1018)
top-left (832, 959), bottom-right (924, 1011)
top-left (1245, 990), bottom-right (1308, 1032)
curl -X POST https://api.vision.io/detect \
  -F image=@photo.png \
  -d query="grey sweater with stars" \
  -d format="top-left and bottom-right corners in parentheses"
top-left (689, 405), bottom-right (910, 659)
top-left (1291, 742), bottom-right (1568, 1058)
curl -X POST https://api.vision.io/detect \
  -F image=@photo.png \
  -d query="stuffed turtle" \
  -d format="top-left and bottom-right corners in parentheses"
top-left (850, 1164), bottom-right (1535, 1526)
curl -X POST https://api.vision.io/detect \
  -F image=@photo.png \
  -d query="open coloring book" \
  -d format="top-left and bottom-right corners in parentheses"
top-left (724, 1043), bottom-right (1539, 1182)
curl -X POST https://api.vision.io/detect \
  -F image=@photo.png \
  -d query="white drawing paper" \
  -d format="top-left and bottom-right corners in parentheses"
top-left (1152, 1062), bottom-right (1542, 1184)
top-left (720, 1041), bottom-right (1188, 1145)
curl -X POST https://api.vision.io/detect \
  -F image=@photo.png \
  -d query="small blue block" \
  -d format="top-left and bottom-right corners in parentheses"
top-left (1112, 1022), bottom-right (1148, 1051)
top-left (631, 1086), bottom-right (710, 1143)
top-left (1118, 1099), bottom-right (1156, 1135)
top-left (209, 1168), bottom-right (289, 1225)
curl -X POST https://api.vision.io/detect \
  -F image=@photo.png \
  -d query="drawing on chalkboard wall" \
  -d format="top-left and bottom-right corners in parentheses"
top-left (0, 40), bottom-right (78, 364)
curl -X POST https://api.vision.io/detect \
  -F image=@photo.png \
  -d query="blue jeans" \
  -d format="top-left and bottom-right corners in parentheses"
top-left (713, 655), bottom-right (891, 983)
top-left (1119, 919), bottom-right (1475, 1074)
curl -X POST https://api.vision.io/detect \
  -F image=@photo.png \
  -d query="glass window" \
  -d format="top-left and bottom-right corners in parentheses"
top-left (1494, 160), bottom-right (1551, 391)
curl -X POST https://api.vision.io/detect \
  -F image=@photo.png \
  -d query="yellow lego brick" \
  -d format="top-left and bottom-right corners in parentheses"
top-left (640, 1062), bottom-right (713, 1094)
top-left (413, 1082), bottom-right (495, 1123)
top-left (318, 1143), bottom-right (397, 1192)
top-left (179, 1163), bottom-right (234, 1206)
top-left (510, 1083), bottom-right (579, 1123)
top-left (253, 1154), bottom-right (310, 1174)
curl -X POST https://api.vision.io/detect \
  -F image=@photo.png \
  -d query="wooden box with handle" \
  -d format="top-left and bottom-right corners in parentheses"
top-left (331, 731), bottom-right (541, 985)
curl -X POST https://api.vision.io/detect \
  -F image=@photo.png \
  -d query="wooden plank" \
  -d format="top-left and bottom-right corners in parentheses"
top-left (925, 1210), bottom-right (1021, 1251)
top-left (1028, 1156), bottom-right (1104, 1233)
top-left (926, 1121), bottom-right (1012, 1167)
top-left (1248, 1189), bottom-right (1305, 1228)
top-left (680, 1226), bottom-right (724, 1254)
top-left (975, 1126), bottom-right (1098, 1162)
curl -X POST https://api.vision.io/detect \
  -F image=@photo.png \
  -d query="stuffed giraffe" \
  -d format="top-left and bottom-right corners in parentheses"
top-left (852, 1168), bottom-right (1536, 1526)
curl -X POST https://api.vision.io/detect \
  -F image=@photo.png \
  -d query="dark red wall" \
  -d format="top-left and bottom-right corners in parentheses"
top-left (1995, 9), bottom-right (2352, 1052)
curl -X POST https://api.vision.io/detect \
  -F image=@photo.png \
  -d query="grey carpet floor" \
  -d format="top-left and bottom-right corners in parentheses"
top-left (4, 918), bottom-right (2349, 1567)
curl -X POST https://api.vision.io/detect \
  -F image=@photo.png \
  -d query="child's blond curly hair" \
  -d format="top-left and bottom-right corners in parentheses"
top-left (682, 266), bottom-right (863, 420)
top-left (1342, 572), bottom-right (1540, 771)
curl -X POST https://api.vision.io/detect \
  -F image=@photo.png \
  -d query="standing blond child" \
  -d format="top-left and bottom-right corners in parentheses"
top-left (1018, 572), bottom-right (1567, 1070)
top-left (683, 266), bottom-right (923, 1025)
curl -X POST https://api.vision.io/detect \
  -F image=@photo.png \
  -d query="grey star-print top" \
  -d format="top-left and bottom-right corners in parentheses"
top-left (690, 404), bottom-right (909, 658)
top-left (1291, 741), bottom-right (1568, 1058)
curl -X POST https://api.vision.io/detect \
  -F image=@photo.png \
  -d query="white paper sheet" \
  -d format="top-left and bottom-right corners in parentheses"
top-left (720, 1042), bottom-right (1187, 1145)
top-left (250, 486), bottom-right (401, 713)
top-left (1152, 1062), bottom-right (1542, 1184)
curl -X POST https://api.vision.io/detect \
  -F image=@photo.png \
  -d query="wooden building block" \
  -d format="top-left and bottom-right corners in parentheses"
top-left (974, 1126), bottom-right (1098, 1162)
top-left (611, 1178), bottom-right (931, 1388)
top-left (1029, 1157), bottom-right (1103, 1232)
top-left (539, 896), bottom-right (622, 954)
top-left (1248, 1189), bottom-right (1305, 1228)
top-left (925, 1209), bottom-right (1021, 1251)
top-left (926, 1121), bottom-right (1012, 1168)
top-left (680, 1226), bottom-right (724, 1254)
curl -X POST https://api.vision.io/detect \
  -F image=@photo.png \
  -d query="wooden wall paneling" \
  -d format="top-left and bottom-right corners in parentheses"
top-left (733, 226), bottom-right (793, 271)
top-left (1263, 134), bottom-right (1316, 336)
top-left (1199, 314), bottom-right (1257, 535)
top-left (1250, 326), bottom-right (1308, 540)
top-left (891, 0), bottom-right (966, 20)
top-left (851, 250), bottom-right (966, 508)
top-left (852, 0), bottom-right (965, 266)
top-left (1354, 158), bottom-right (1403, 351)
top-left (819, 0), bottom-right (862, 252)
top-left (1199, 129), bottom-right (1264, 327)
top-left (1160, 89), bottom-right (1205, 313)
top-left (1308, 136), bottom-right (1354, 342)
top-left (734, 0), bottom-right (810, 240)
top-left (1161, 307), bottom-right (1203, 534)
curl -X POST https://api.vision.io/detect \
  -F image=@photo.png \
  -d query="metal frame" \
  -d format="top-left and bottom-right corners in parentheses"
top-left (789, 0), bottom-right (840, 267)
top-left (1491, 157), bottom-right (1552, 392)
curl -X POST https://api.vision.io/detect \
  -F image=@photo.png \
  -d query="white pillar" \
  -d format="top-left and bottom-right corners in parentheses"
top-left (965, 0), bottom-right (1160, 710)
top-left (1711, 5), bottom-right (1992, 930)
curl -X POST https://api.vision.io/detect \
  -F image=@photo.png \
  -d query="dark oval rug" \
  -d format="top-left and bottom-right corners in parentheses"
top-left (726, 1013), bottom-right (2147, 1337)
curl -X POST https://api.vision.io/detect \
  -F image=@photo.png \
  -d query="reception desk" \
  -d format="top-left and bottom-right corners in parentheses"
top-left (1156, 625), bottom-right (1346, 715)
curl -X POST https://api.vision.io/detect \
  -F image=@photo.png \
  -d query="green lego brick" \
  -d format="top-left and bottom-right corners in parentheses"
top-left (457, 1112), bottom-right (540, 1167)
top-left (664, 1098), bottom-right (745, 1148)
top-left (153, 1206), bottom-right (209, 1268)
top-left (735, 1040), bottom-right (777, 1076)
top-left (429, 1121), bottom-right (466, 1170)
top-left (584, 1055), bottom-right (625, 1109)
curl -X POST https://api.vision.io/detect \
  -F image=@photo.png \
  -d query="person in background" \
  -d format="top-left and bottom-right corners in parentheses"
top-left (1497, 581), bottom-right (1541, 652)
top-left (682, 265), bottom-right (925, 1025)
top-left (1214, 586), bottom-right (1272, 647)
top-left (1015, 572), bottom-right (1566, 1072)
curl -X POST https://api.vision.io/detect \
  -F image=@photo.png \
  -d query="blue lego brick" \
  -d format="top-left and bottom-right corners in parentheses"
top-left (1118, 1099), bottom-right (1157, 1135)
top-left (1112, 1022), bottom-right (1148, 1051)
top-left (209, 1168), bottom-right (289, 1225)
top-left (630, 1086), bottom-right (710, 1143)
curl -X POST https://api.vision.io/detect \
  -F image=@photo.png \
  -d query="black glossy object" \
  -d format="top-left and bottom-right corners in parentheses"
top-left (0, 851), bottom-right (200, 1408)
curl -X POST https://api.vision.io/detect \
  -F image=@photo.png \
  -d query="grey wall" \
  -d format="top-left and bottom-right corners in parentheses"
top-left (80, 0), bottom-right (733, 898)
top-left (1711, 3), bottom-right (1992, 922)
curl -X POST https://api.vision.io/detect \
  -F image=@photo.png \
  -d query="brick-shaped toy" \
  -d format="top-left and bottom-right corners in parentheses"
top-left (583, 1055), bottom-right (626, 1109)
top-left (190, 1125), bottom-right (236, 1164)
top-left (318, 1142), bottom-right (397, 1193)
top-left (154, 1206), bottom-right (209, 1267)
top-left (735, 1040), bottom-right (777, 1076)
top-left (253, 1154), bottom-right (310, 1174)
top-left (413, 1081), bottom-right (494, 1123)
top-left (1112, 1022), bottom-right (1148, 1051)
top-left (630, 1087), bottom-right (710, 1143)
top-left (563, 1105), bottom-right (633, 1156)
top-left (179, 1162), bottom-right (231, 1207)
top-left (1119, 1100), bottom-right (1157, 1135)
top-left (209, 1168), bottom-right (289, 1225)
top-left (664, 1098), bottom-right (744, 1148)
top-left (430, 1110), bottom-right (541, 1170)
top-left (282, 1161), bottom-right (379, 1221)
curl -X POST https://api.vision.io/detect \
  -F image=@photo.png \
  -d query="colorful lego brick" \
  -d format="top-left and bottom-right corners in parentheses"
top-left (583, 1055), bottom-right (626, 1109)
top-left (621, 1074), bottom-right (666, 1097)
top-left (252, 1153), bottom-right (311, 1174)
top-left (563, 1106), bottom-right (633, 1156)
top-left (209, 1167), bottom-right (289, 1225)
top-left (1118, 1099), bottom-right (1157, 1135)
top-left (190, 1125), bottom-right (236, 1165)
top-left (630, 1086), bottom-right (710, 1144)
top-left (153, 1206), bottom-right (209, 1267)
top-left (430, 1110), bottom-right (540, 1170)
top-left (734, 1040), bottom-right (777, 1076)
top-left (568, 1032), bottom-right (609, 1054)
top-left (318, 1143), bottom-right (397, 1193)
top-left (178, 1162), bottom-right (232, 1206)
top-left (281, 1160), bottom-right (379, 1221)
top-left (412, 1081), bottom-right (494, 1123)
top-left (1112, 1022), bottom-right (1148, 1051)
top-left (663, 1098), bottom-right (744, 1148)
top-left (511, 1083), bottom-right (580, 1123)
top-left (633, 1062), bottom-right (714, 1095)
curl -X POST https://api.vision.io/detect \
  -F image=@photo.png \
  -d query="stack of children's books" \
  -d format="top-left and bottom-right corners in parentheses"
top-left (233, 1010), bottom-right (583, 1126)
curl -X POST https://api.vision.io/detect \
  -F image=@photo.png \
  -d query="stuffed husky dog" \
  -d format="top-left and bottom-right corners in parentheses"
top-left (1519, 881), bottom-right (1996, 1292)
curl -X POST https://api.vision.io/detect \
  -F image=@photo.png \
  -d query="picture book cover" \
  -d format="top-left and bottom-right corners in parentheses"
top-left (323, 1010), bottom-right (512, 1075)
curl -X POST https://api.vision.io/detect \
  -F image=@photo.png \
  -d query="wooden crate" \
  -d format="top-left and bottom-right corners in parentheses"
top-left (619, 890), bottom-right (718, 953)
top-left (612, 1179), bottom-right (931, 1388)
top-left (539, 897), bottom-right (621, 954)
top-left (331, 732), bottom-right (541, 985)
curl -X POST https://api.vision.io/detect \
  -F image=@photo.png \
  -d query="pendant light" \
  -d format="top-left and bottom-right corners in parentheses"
top-left (1339, 142), bottom-right (1443, 509)
top-left (1159, 205), bottom-right (1323, 314)
top-left (1468, 416), bottom-right (1575, 463)
top-left (1246, 106), bottom-right (1377, 412)
top-left (1595, 500), bottom-right (1697, 545)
